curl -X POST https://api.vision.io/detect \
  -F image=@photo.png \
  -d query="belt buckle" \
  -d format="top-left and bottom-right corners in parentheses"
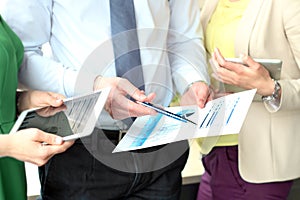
top-left (118, 129), bottom-right (127, 142)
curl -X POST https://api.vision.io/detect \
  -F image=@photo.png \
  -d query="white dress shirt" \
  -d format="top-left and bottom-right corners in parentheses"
top-left (3, 0), bottom-right (209, 129)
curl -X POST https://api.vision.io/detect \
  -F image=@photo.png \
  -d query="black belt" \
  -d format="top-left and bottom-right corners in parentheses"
top-left (103, 129), bottom-right (167, 153)
top-left (78, 128), bottom-right (178, 153)
top-left (102, 129), bottom-right (127, 143)
top-left (75, 128), bottom-right (127, 145)
top-left (105, 128), bottom-right (171, 152)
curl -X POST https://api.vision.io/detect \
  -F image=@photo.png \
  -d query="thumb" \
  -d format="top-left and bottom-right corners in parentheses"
top-left (34, 130), bottom-right (63, 145)
top-left (119, 79), bottom-right (148, 101)
top-left (46, 92), bottom-right (65, 107)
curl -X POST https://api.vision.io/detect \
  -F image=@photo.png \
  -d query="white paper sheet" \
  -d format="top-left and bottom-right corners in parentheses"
top-left (113, 89), bottom-right (256, 153)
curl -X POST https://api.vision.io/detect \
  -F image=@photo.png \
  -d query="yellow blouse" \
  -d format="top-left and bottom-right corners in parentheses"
top-left (199, 0), bottom-right (250, 151)
top-left (205, 0), bottom-right (250, 57)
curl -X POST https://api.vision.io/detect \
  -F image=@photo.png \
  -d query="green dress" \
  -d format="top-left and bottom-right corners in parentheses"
top-left (0, 16), bottom-right (27, 200)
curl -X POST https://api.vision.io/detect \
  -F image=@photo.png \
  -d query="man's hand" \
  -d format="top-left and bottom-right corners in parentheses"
top-left (3, 129), bottom-right (74, 166)
top-left (180, 81), bottom-right (212, 108)
top-left (94, 76), bottom-right (156, 120)
top-left (17, 90), bottom-right (65, 113)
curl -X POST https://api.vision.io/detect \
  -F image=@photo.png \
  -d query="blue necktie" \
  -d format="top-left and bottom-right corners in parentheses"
top-left (110, 0), bottom-right (144, 127)
top-left (110, 0), bottom-right (145, 91)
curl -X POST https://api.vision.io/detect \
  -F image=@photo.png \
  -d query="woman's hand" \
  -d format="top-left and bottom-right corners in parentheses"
top-left (17, 90), bottom-right (65, 113)
top-left (1, 129), bottom-right (74, 166)
top-left (36, 104), bottom-right (67, 117)
top-left (211, 48), bottom-right (275, 96)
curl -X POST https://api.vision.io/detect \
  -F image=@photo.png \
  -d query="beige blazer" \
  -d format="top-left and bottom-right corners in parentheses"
top-left (201, 0), bottom-right (300, 183)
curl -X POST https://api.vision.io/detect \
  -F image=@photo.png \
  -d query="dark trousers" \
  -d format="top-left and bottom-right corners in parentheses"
top-left (197, 146), bottom-right (293, 200)
top-left (39, 128), bottom-right (189, 200)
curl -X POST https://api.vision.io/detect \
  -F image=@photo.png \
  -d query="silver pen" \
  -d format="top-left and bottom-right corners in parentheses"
top-left (137, 101), bottom-right (197, 125)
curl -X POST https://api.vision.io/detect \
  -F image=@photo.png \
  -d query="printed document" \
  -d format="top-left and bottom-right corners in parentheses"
top-left (113, 89), bottom-right (256, 153)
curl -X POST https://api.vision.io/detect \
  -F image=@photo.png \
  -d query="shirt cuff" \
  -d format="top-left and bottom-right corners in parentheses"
top-left (183, 80), bottom-right (208, 95)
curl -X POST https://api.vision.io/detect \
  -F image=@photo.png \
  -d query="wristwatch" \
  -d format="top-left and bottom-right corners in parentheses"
top-left (262, 80), bottom-right (281, 101)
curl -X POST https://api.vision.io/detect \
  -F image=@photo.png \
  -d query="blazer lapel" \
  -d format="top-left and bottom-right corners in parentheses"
top-left (200, 0), bottom-right (219, 34)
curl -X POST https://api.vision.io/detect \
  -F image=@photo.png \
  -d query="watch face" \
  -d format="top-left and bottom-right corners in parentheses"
top-left (273, 80), bottom-right (281, 97)
top-left (262, 80), bottom-right (281, 102)
top-left (262, 95), bottom-right (275, 101)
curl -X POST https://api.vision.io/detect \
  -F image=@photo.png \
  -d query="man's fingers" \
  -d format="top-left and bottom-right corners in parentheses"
top-left (117, 78), bottom-right (148, 101)
top-left (129, 100), bottom-right (157, 116)
top-left (195, 85), bottom-right (210, 108)
top-left (113, 96), bottom-right (156, 119)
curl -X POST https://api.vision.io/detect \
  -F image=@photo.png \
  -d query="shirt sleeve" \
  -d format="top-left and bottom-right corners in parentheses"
top-left (2, 0), bottom-right (78, 97)
top-left (168, 0), bottom-right (210, 95)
